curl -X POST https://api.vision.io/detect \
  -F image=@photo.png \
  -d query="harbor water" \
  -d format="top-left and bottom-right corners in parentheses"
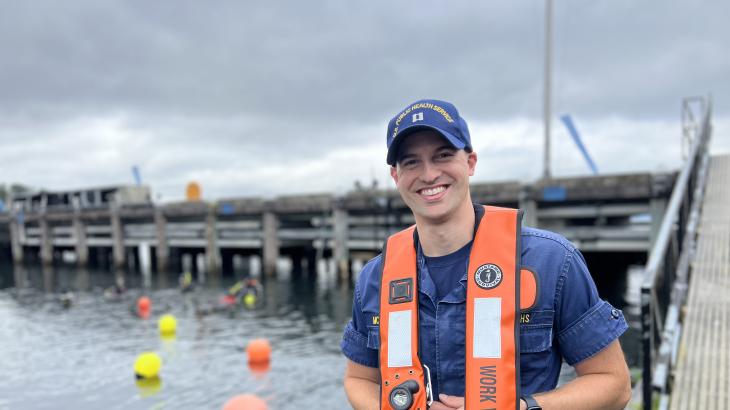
top-left (0, 264), bottom-right (352, 410)
top-left (0, 258), bottom-right (642, 410)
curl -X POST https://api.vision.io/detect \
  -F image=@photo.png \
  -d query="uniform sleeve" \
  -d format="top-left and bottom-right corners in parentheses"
top-left (340, 263), bottom-right (379, 368)
top-left (556, 248), bottom-right (628, 365)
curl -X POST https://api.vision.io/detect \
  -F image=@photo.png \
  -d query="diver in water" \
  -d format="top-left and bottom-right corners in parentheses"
top-left (195, 276), bottom-right (264, 317)
top-left (103, 277), bottom-right (127, 300)
top-left (179, 271), bottom-right (195, 292)
top-left (58, 289), bottom-right (75, 308)
top-left (227, 276), bottom-right (263, 302)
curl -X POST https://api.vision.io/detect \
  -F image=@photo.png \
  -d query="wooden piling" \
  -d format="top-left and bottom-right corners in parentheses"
top-left (204, 205), bottom-right (220, 275)
top-left (333, 207), bottom-right (349, 279)
top-left (110, 205), bottom-right (125, 269)
top-left (154, 209), bottom-right (169, 272)
top-left (73, 215), bottom-right (88, 266)
top-left (9, 212), bottom-right (23, 264)
top-left (262, 210), bottom-right (279, 277)
top-left (39, 215), bottom-right (52, 266)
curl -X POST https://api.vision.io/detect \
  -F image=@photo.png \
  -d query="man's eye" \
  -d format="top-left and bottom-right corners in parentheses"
top-left (437, 151), bottom-right (454, 159)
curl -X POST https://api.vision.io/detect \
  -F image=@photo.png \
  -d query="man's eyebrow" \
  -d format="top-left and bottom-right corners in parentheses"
top-left (399, 145), bottom-right (455, 160)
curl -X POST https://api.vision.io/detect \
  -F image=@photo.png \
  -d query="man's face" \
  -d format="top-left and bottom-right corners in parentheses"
top-left (390, 130), bottom-right (476, 224)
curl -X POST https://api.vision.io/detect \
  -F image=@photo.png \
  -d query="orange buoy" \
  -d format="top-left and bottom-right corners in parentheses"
top-left (186, 182), bottom-right (201, 201)
top-left (137, 296), bottom-right (152, 318)
top-left (138, 296), bottom-right (151, 311)
top-left (222, 394), bottom-right (267, 410)
top-left (246, 339), bottom-right (271, 364)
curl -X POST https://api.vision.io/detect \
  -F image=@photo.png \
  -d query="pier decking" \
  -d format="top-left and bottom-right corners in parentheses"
top-left (670, 154), bottom-right (730, 409)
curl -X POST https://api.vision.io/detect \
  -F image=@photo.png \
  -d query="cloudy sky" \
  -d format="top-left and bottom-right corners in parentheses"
top-left (1, 1), bottom-right (728, 202)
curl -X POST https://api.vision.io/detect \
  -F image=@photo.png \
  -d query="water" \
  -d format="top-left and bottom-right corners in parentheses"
top-left (0, 260), bottom-right (644, 409)
top-left (0, 265), bottom-right (352, 410)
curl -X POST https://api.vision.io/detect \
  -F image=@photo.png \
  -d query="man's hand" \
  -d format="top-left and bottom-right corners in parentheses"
top-left (429, 394), bottom-right (464, 410)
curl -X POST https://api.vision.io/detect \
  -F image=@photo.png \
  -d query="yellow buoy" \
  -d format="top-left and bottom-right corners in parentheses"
top-left (243, 293), bottom-right (256, 307)
top-left (134, 352), bottom-right (162, 379)
top-left (158, 314), bottom-right (177, 336)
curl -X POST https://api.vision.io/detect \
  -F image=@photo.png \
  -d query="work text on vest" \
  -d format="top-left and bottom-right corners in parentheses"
top-left (479, 365), bottom-right (497, 410)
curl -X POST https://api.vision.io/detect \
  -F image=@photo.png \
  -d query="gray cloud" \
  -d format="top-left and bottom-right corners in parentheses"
top-left (1, 1), bottom-right (728, 200)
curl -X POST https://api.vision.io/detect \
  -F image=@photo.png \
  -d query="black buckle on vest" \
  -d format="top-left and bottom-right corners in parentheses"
top-left (424, 364), bottom-right (433, 406)
top-left (389, 278), bottom-right (413, 304)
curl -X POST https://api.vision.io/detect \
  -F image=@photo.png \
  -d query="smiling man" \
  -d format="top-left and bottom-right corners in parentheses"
top-left (341, 99), bottom-right (631, 410)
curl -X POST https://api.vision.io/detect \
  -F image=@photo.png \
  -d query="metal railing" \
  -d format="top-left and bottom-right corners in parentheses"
top-left (640, 97), bottom-right (713, 409)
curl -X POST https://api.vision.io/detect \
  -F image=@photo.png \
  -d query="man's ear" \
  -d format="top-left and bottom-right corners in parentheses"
top-left (390, 166), bottom-right (398, 184)
top-left (467, 151), bottom-right (477, 176)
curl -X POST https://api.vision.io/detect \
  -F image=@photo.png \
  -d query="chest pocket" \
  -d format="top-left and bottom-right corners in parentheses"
top-left (367, 326), bottom-right (380, 350)
top-left (520, 310), bottom-right (555, 388)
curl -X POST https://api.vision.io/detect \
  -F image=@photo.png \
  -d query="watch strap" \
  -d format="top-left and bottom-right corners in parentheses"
top-left (522, 394), bottom-right (541, 410)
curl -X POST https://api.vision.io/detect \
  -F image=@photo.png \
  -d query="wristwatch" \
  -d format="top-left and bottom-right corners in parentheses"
top-left (521, 394), bottom-right (542, 410)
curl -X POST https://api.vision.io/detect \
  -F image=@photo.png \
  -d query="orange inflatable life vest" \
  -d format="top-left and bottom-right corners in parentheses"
top-left (379, 205), bottom-right (535, 410)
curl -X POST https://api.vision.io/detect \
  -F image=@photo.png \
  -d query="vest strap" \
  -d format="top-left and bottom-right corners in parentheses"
top-left (379, 226), bottom-right (431, 409)
top-left (464, 206), bottom-right (522, 410)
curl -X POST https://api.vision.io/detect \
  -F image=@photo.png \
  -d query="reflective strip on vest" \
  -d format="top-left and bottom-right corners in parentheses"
top-left (378, 206), bottom-right (524, 410)
top-left (388, 310), bottom-right (413, 367)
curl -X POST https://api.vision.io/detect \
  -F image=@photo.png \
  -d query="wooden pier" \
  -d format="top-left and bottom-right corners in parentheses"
top-left (0, 173), bottom-right (673, 277)
top-left (639, 97), bottom-right (722, 410)
top-left (669, 154), bottom-right (730, 409)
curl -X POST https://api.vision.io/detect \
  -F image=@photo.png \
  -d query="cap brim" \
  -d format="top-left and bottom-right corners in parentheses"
top-left (386, 124), bottom-right (467, 165)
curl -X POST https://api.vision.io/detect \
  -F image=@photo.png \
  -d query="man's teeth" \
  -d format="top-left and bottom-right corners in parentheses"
top-left (421, 186), bottom-right (446, 196)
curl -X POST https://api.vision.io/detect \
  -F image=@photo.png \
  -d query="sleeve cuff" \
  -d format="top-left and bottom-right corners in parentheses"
top-left (341, 321), bottom-right (379, 368)
top-left (558, 300), bottom-right (628, 365)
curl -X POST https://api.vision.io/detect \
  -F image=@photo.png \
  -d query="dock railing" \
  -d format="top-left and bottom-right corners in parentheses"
top-left (640, 96), bottom-right (713, 409)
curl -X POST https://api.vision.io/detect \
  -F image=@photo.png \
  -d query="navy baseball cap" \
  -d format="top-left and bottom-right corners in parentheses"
top-left (386, 99), bottom-right (472, 166)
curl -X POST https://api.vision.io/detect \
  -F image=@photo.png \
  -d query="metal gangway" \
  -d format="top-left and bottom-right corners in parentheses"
top-left (640, 96), bottom-right (728, 409)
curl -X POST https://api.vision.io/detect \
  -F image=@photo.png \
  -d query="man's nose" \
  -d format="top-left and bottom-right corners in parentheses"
top-left (420, 161), bottom-right (441, 184)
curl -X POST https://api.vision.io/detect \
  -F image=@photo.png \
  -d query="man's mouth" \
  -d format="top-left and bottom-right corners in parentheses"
top-left (418, 185), bottom-right (448, 199)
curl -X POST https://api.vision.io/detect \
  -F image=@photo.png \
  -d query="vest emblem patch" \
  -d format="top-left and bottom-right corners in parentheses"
top-left (474, 263), bottom-right (503, 290)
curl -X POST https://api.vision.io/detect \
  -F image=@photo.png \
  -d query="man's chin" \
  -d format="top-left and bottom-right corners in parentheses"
top-left (414, 206), bottom-right (452, 225)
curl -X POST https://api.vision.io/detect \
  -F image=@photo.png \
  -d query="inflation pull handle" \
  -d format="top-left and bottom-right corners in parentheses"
top-left (388, 364), bottom-right (433, 410)
top-left (389, 380), bottom-right (419, 410)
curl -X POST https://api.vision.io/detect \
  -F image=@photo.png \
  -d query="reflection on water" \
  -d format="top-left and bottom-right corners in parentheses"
top-left (0, 263), bottom-right (352, 410)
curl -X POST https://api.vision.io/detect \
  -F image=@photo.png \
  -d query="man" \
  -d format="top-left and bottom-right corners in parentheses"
top-left (341, 99), bottom-right (631, 409)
